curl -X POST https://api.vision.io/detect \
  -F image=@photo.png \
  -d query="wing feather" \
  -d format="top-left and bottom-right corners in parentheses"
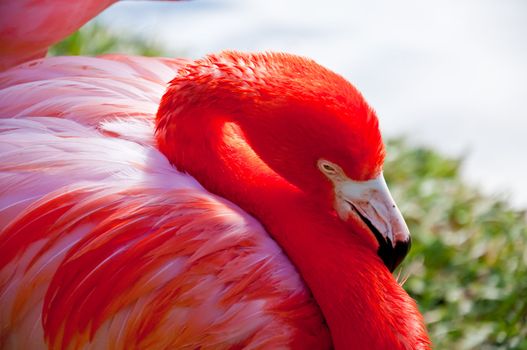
top-left (0, 56), bottom-right (330, 349)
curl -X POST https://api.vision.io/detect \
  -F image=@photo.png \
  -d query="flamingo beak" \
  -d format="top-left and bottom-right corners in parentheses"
top-left (333, 173), bottom-right (411, 272)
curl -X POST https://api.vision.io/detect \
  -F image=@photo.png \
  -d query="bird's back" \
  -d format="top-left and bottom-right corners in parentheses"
top-left (0, 56), bottom-right (330, 349)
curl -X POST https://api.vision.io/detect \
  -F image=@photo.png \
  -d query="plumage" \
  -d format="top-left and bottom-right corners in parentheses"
top-left (0, 0), bottom-right (117, 71)
top-left (0, 56), bottom-right (329, 349)
top-left (0, 2), bottom-right (431, 349)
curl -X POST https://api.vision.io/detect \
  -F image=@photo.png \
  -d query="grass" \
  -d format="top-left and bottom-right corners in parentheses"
top-left (385, 139), bottom-right (527, 349)
top-left (48, 22), bottom-right (165, 57)
top-left (51, 23), bottom-right (527, 350)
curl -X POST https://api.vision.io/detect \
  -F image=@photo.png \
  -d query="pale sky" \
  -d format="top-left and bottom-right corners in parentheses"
top-left (99, 0), bottom-right (527, 207)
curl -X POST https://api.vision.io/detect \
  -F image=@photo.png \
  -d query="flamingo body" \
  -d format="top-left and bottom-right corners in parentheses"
top-left (0, 0), bottom-right (116, 71)
top-left (0, 1), bottom-right (431, 348)
top-left (0, 56), bottom-right (330, 349)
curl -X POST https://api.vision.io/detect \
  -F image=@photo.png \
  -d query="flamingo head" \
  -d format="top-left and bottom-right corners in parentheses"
top-left (158, 51), bottom-right (410, 272)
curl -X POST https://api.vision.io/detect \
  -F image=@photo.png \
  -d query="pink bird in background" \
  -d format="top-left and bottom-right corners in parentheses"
top-left (0, 1), bottom-right (430, 349)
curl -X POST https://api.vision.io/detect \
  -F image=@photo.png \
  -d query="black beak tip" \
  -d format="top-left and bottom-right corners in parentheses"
top-left (347, 201), bottom-right (412, 273)
top-left (377, 236), bottom-right (411, 273)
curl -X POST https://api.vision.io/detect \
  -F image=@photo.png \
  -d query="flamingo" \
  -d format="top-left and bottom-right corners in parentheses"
top-left (0, 1), bottom-right (431, 349)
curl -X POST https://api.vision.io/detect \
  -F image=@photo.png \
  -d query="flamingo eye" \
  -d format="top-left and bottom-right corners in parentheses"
top-left (318, 160), bottom-right (339, 177)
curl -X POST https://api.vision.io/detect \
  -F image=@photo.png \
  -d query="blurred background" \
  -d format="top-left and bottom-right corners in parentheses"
top-left (50, 0), bottom-right (527, 348)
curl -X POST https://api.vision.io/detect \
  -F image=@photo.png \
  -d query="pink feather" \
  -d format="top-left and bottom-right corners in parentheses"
top-left (0, 56), bottom-right (330, 349)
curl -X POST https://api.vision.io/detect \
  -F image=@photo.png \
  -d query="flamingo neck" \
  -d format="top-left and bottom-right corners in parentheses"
top-left (156, 109), bottom-right (430, 349)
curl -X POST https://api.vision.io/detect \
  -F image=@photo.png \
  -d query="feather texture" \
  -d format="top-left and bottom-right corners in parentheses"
top-left (0, 56), bottom-right (330, 349)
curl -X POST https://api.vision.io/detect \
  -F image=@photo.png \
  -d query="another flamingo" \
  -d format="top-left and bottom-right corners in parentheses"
top-left (0, 1), bottom-right (431, 349)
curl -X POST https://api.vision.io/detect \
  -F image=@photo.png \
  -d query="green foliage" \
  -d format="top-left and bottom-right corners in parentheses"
top-left (51, 24), bottom-right (527, 350)
top-left (49, 22), bottom-right (165, 57)
top-left (386, 139), bottom-right (527, 350)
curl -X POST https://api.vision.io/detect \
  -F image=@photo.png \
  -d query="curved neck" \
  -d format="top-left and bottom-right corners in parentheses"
top-left (156, 108), bottom-right (430, 349)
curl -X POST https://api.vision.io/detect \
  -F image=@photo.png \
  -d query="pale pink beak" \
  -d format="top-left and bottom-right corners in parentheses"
top-left (333, 173), bottom-right (411, 272)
